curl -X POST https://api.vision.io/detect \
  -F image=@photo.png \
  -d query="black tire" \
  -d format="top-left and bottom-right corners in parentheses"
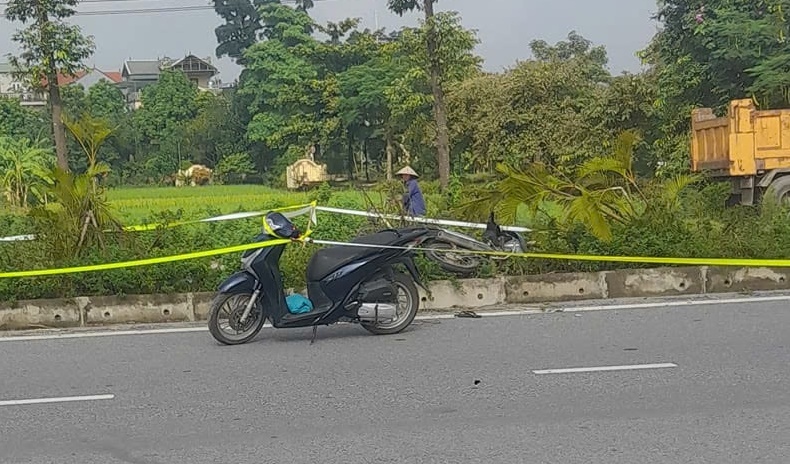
top-left (423, 240), bottom-right (481, 275)
top-left (208, 292), bottom-right (266, 345)
top-left (768, 175), bottom-right (790, 205)
top-left (361, 273), bottom-right (420, 335)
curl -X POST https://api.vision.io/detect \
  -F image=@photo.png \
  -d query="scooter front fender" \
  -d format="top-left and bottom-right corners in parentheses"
top-left (218, 271), bottom-right (258, 295)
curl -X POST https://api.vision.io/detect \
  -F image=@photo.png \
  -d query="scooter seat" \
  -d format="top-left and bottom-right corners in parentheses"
top-left (307, 229), bottom-right (406, 281)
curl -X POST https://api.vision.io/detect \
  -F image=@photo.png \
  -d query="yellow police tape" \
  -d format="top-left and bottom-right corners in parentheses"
top-left (4, 197), bottom-right (790, 278)
top-left (0, 202), bottom-right (318, 279)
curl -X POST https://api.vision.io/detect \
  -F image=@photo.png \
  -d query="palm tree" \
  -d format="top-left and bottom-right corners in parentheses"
top-left (455, 131), bottom-right (699, 242)
top-left (0, 136), bottom-right (53, 209)
top-left (30, 113), bottom-right (122, 258)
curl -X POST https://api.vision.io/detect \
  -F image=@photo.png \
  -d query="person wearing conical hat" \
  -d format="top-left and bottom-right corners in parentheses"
top-left (396, 166), bottom-right (426, 217)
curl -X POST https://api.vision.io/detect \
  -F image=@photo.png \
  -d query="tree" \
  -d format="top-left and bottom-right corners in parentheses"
top-left (63, 113), bottom-right (115, 171)
top-left (456, 131), bottom-right (699, 242)
top-left (338, 52), bottom-right (409, 179)
top-left (4, 0), bottom-right (95, 170)
top-left (215, 152), bottom-right (256, 183)
top-left (132, 70), bottom-right (199, 177)
top-left (212, 0), bottom-right (314, 63)
top-left (238, 3), bottom-right (340, 175)
top-left (85, 80), bottom-right (127, 123)
top-left (641, 0), bottom-right (790, 175)
top-left (0, 97), bottom-right (49, 141)
top-left (184, 92), bottom-right (247, 167)
top-left (447, 32), bottom-right (609, 175)
top-left (0, 136), bottom-right (53, 208)
top-left (212, 0), bottom-right (271, 63)
top-left (31, 113), bottom-right (119, 258)
top-left (387, 0), bottom-right (452, 190)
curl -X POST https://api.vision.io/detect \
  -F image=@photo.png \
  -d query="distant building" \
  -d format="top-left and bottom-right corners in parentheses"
top-left (0, 62), bottom-right (45, 107)
top-left (119, 54), bottom-right (219, 109)
top-left (1, 63), bottom-right (123, 107)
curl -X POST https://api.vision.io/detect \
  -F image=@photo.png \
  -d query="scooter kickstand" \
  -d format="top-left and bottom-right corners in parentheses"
top-left (310, 325), bottom-right (318, 345)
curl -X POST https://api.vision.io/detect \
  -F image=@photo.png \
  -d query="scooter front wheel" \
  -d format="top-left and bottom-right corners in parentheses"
top-left (208, 292), bottom-right (266, 345)
top-left (361, 273), bottom-right (420, 336)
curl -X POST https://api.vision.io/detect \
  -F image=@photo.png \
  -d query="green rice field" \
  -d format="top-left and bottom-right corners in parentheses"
top-left (106, 185), bottom-right (370, 224)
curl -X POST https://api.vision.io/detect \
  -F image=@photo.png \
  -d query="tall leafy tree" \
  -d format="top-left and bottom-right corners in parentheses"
top-left (133, 70), bottom-right (199, 177)
top-left (212, 0), bottom-right (314, 64)
top-left (448, 32), bottom-right (600, 174)
top-left (4, 0), bottom-right (95, 170)
top-left (387, 0), bottom-right (452, 190)
top-left (239, 4), bottom-right (321, 159)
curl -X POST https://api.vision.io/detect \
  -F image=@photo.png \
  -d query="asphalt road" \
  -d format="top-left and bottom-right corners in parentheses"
top-left (1, 299), bottom-right (790, 464)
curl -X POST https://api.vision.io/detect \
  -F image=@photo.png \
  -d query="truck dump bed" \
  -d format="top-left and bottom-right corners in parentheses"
top-left (691, 99), bottom-right (790, 177)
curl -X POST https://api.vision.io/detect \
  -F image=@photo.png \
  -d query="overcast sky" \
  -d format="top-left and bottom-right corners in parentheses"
top-left (1, 0), bottom-right (660, 83)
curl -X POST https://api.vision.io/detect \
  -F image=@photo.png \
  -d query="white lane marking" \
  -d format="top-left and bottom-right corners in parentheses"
top-left (550, 294), bottom-right (790, 312)
top-left (533, 363), bottom-right (678, 375)
top-left (0, 293), bottom-right (788, 343)
top-left (0, 394), bottom-right (115, 407)
top-left (0, 326), bottom-right (208, 342)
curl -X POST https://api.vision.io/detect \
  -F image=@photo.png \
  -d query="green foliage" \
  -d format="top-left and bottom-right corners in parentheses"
top-left (457, 131), bottom-right (700, 242)
top-left (30, 164), bottom-right (121, 259)
top-left (5, 0), bottom-right (96, 169)
top-left (4, 0), bottom-right (95, 92)
top-left (62, 112), bottom-right (115, 168)
top-left (134, 70), bottom-right (199, 142)
top-left (0, 136), bottom-right (53, 208)
top-left (641, 0), bottom-right (790, 175)
top-left (215, 152), bottom-right (256, 184)
top-left (0, 98), bottom-right (49, 141)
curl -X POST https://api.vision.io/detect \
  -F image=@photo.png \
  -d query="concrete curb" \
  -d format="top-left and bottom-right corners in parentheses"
top-left (3, 265), bottom-right (790, 331)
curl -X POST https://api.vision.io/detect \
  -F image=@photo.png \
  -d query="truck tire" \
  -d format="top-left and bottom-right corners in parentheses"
top-left (767, 175), bottom-right (790, 204)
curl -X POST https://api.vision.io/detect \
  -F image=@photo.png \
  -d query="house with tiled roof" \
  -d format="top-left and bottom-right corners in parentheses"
top-left (2, 62), bottom-right (124, 107)
top-left (40, 67), bottom-right (123, 89)
top-left (0, 62), bottom-right (45, 107)
top-left (119, 54), bottom-right (219, 109)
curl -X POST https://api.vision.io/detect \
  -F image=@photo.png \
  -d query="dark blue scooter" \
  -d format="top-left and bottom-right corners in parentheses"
top-left (208, 211), bottom-right (432, 345)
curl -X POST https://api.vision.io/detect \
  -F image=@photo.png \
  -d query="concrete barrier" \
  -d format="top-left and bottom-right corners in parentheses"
top-left (706, 267), bottom-right (790, 293)
top-left (505, 272), bottom-right (607, 303)
top-left (3, 266), bottom-right (790, 331)
top-left (605, 267), bottom-right (704, 299)
top-left (0, 298), bottom-right (82, 330)
top-left (420, 278), bottom-right (506, 310)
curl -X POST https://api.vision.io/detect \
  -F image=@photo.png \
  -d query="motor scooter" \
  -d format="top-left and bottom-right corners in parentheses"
top-left (208, 211), bottom-right (433, 345)
top-left (422, 212), bottom-right (532, 275)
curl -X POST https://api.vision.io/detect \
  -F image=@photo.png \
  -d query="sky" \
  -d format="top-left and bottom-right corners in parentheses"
top-left (1, 0), bottom-right (661, 83)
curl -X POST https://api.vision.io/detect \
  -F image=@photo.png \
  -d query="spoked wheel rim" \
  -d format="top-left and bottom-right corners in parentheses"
top-left (373, 281), bottom-right (415, 330)
top-left (215, 294), bottom-right (263, 342)
top-left (426, 242), bottom-right (480, 270)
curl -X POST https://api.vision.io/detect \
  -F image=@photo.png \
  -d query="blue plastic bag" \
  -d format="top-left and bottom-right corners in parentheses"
top-left (286, 294), bottom-right (314, 314)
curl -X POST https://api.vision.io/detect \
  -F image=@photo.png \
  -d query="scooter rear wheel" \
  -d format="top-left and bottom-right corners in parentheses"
top-left (208, 292), bottom-right (266, 345)
top-left (361, 273), bottom-right (420, 335)
top-left (423, 240), bottom-right (481, 276)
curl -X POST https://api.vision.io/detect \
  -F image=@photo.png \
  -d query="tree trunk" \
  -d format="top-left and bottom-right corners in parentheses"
top-left (35, 1), bottom-right (68, 171)
top-left (385, 131), bottom-right (394, 180)
top-left (346, 132), bottom-right (355, 180)
top-left (423, 0), bottom-right (450, 191)
top-left (48, 74), bottom-right (68, 170)
top-left (363, 137), bottom-right (370, 182)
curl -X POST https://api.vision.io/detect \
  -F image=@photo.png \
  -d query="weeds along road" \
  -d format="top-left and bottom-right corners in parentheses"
top-left (1, 298), bottom-right (790, 464)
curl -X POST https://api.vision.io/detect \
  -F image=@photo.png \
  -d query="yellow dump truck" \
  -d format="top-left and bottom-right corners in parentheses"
top-left (691, 99), bottom-right (790, 205)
